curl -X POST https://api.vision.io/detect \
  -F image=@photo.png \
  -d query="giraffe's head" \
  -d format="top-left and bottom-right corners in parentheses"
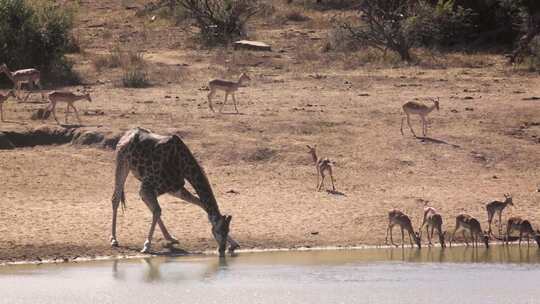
top-left (212, 215), bottom-right (232, 257)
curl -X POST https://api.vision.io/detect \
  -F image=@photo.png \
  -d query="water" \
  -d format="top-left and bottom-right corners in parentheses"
top-left (1, 245), bottom-right (540, 304)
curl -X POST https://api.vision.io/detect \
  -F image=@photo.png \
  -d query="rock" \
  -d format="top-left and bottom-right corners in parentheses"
top-left (72, 131), bottom-right (104, 146)
top-left (233, 40), bottom-right (272, 52)
top-left (31, 108), bottom-right (51, 120)
top-left (0, 132), bottom-right (15, 149)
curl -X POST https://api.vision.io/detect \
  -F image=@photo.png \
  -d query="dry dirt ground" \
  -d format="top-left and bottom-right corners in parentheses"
top-left (1, 1), bottom-right (540, 263)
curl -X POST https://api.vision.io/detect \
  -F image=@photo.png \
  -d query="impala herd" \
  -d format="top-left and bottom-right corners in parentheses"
top-left (387, 194), bottom-right (540, 249)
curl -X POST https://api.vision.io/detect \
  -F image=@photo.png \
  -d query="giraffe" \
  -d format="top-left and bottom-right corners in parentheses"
top-left (110, 127), bottom-right (239, 257)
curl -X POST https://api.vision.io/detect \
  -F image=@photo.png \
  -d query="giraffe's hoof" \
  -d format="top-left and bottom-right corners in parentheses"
top-left (110, 238), bottom-right (119, 247)
top-left (140, 240), bottom-right (152, 253)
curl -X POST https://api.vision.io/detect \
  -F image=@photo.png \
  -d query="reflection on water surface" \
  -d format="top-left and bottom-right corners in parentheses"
top-left (1, 245), bottom-right (540, 304)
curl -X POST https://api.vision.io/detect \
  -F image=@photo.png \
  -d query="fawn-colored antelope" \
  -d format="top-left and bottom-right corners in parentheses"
top-left (506, 217), bottom-right (540, 247)
top-left (400, 97), bottom-right (440, 137)
top-left (386, 209), bottom-right (421, 249)
top-left (45, 91), bottom-right (92, 125)
top-left (0, 63), bottom-right (42, 101)
top-left (486, 193), bottom-right (513, 236)
top-left (450, 214), bottom-right (489, 248)
top-left (207, 73), bottom-right (251, 113)
top-left (306, 145), bottom-right (336, 191)
top-left (419, 206), bottom-right (446, 248)
top-left (0, 90), bottom-right (16, 121)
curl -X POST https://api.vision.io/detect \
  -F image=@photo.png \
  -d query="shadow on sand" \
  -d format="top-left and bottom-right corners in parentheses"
top-left (415, 136), bottom-right (461, 148)
top-left (326, 189), bottom-right (346, 196)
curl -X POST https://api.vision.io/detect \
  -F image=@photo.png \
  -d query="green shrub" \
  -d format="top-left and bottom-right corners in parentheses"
top-left (412, 0), bottom-right (474, 47)
top-left (0, 0), bottom-right (77, 84)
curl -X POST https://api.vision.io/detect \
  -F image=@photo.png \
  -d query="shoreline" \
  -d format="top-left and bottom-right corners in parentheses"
top-left (0, 242), bottom-right (514, 267)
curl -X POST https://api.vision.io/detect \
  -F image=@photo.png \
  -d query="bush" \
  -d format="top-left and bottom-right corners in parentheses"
top-left (0, 0), bottom-right (76, 84)
top-left (519, 36), bottom-right (540, 71)
top-left (325, 25), bottom-right (364, 52)
top-left (342, 0), bottom-right (477, 61)
top-left (412, 0), bottom-right (474, 47)
top-left (176, 0), bottom-right (260, 45)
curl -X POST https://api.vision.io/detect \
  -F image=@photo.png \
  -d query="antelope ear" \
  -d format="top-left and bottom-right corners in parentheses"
top-left (306, 145), bottom-right (312, 149)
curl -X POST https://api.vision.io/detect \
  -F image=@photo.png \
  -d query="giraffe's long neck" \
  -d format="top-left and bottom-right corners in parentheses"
top-left (178, 141), bottom-right (222, 221)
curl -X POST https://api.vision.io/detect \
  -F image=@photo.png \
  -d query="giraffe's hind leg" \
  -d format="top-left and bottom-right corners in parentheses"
top-left (111, 151), bottom-right (130, 247)
top-left (140, 184), bottom-right (161, 253)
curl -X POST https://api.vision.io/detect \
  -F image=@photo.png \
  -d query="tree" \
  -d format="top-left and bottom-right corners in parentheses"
top-left (343, 0), bottom-right (418, 61)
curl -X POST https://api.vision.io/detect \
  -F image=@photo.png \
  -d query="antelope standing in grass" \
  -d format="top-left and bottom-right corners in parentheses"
top-left (385, 209), bottom-right (421, 249)
top-left (306, 145), bottom-right (336, 191)
top-left (400, 97), bottom-right (440, 137)
top-left (486, 193), bottom-right (513, 236)
top-left (450, 214), bottom-right (489, 248)
top-left (207, 73), bottom-right (250, 113)
top-left (419, 206), bottom-right (446, 248)
top-left (0, 63), bottom-right (42, 101)
top-left (0, 90), bottom-right (16, 122)
top-left (45, 91), bottom-right (92, 125)
top-left (505, 217), bottom-right (540, 247)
